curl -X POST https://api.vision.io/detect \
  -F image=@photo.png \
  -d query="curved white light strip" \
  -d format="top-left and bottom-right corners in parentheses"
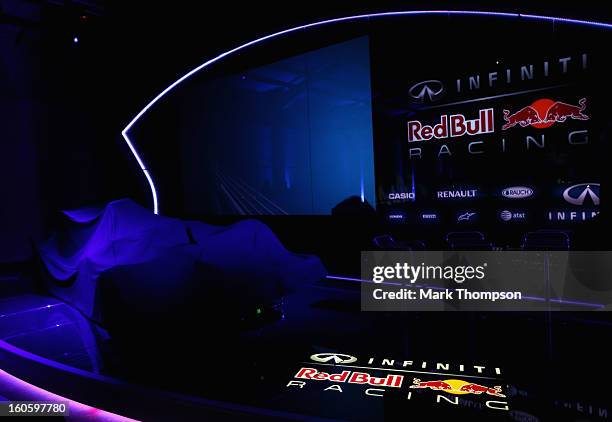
top-left (121, 10), bottom-right (612, 214)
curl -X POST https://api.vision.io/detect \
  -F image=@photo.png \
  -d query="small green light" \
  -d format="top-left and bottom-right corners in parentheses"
top-left (256, 308), bottom-right (262, 315)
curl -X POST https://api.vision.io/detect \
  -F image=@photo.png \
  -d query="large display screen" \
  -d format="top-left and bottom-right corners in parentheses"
top-left (179, 37), bottom-right (375, 215)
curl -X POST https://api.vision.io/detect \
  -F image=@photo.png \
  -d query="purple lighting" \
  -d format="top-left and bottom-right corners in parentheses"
top-left (120, 10), bottom-right (611, 215)
top-left (0, 303), bottom-right (62, 319)
top-left (0, 367), bottom-right (138, 421)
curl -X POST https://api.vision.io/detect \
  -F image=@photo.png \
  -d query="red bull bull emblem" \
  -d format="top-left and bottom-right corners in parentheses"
top-left (410, 377), bottom-right (506, 397)
top-left (502, 97), bottom-right (589, 130)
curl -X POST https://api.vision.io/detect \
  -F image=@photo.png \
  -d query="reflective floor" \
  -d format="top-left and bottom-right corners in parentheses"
top-left (1, 268), bottom-right (611, 421)
top-left (0, 293), bottom-right (105, 373)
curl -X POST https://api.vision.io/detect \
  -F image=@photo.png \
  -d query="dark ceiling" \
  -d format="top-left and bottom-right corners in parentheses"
top-left (3, 0), bottom-right (610, 127)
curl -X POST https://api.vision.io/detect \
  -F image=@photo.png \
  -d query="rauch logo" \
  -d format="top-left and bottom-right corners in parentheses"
top-left (502, 186), bottom-right (533, 199)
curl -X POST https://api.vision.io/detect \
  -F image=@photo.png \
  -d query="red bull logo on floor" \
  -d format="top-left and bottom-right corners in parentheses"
top-left (502, 98), bottom-right (589, 130)
top-left (294, 367), bottom-right (404, 387)
top-left (286, 352), bottom-right (511, 414)
top-left (410, 378), bottom-right (506, 397)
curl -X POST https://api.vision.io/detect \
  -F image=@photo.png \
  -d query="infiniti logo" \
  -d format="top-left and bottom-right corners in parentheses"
top-left (310, 353), bottom-right (357, 364)
top-left (408, 80), bottom-right (444, 103)
top-left (563, 183), bottom-right (600, 206)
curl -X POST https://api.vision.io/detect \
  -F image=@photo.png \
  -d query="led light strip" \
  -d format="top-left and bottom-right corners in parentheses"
top-left (121, 10), bottom-right (612, 214)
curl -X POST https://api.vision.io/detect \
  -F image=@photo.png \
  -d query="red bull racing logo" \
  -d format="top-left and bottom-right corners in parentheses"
top-left (286, 352), bottom-right (510, 414)
top-left (502, 97), bottom-right (589, 130)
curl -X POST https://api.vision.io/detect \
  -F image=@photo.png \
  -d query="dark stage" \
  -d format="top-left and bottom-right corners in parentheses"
top-left (0, 2), bottom-right (611, 421)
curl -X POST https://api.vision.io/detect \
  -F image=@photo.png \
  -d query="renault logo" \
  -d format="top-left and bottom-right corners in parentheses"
top-left (408, 80), bottom-right (444, 103)
top-left (310, 353), bottom-right (357, 364)
top-left (563, 183), bottom-right (600, 206)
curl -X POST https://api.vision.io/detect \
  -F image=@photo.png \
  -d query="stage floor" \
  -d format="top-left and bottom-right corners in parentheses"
top-left (1, 269), bottom-right (611, 421)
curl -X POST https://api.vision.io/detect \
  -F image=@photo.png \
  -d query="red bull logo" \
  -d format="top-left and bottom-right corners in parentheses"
top-left (502, 98), bottom-right (589, 130)
top-left (410, 378), bottom-right (506, 397)
top-left (294, 368), bottom-right (404, 388)
top-left (407, 109), bottom-right (494, 142)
